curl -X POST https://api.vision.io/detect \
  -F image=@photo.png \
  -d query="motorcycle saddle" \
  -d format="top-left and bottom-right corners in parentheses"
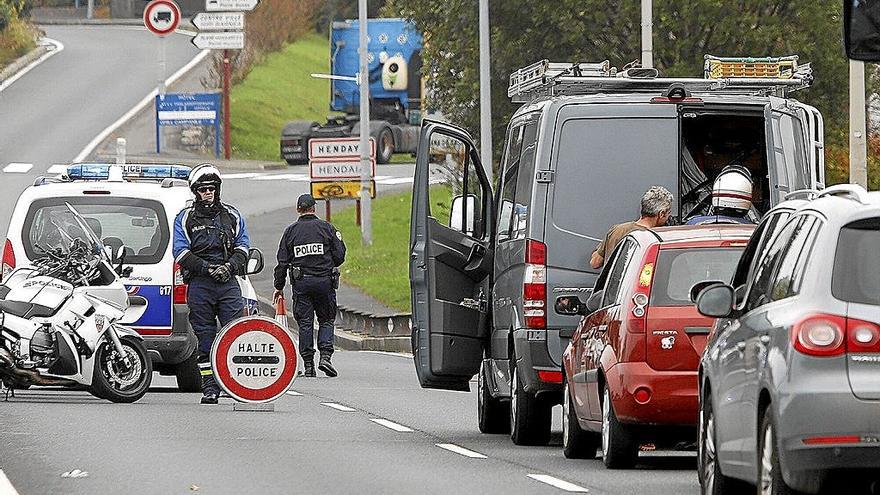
top-left (0, 300), bottom-right (57, 319)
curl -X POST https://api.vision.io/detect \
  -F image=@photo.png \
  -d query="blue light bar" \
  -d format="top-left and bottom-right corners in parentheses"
top-left (66, 163), bottom-right (191, 181)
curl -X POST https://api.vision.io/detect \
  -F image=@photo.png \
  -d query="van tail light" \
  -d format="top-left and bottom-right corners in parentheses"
top-left (627, 244), bottom-right (659, 334)
top-left (173, 263), bottom-right (188, 305)
top-left (792, 315), bottom-right (846, 357)
top-left (523, 239), bottom-right (546, 329)
top-left (1, 239), bottom-right (15, 283)
top-left (846, 318), bottom-right (880, 353)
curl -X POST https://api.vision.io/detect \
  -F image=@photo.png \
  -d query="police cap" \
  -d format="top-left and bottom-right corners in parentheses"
top-left (297, 194), bottom-right (317, 210)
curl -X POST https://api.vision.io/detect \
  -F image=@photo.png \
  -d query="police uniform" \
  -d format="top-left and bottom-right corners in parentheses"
top-left (274, 194), bottom-right (346, 377)
top-left (172, 164), bottom-right (250, 403)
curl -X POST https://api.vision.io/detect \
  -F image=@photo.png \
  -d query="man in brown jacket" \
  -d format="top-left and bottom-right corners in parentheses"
top-left (590, 186), bottom-right (674, 269)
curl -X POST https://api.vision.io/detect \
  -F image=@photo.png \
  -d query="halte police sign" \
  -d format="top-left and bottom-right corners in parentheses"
top-left (211, 316), bottom-right (297, 403)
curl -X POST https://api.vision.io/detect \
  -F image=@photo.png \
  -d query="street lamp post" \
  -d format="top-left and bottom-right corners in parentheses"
top-left (478, 0), bottom-right (493, 181)
top-left (359, 0), bottom-right (372, 245)
top-left (641, 0), bottom-right (653, 68)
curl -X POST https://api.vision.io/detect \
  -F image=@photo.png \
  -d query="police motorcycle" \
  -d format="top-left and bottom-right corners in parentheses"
top-left (0, 204), bottom-right (152, 402)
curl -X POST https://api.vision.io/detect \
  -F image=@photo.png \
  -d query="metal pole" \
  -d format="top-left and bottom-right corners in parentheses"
top-left (641, 0), bottom-right (653, 68)
top-left (157, 36), bottom-right (167, 154)
top-left (87, 0), bottom-right (94, 19)
top-left (478, 0), bottom-right (493, 181)
top-left (850, 60), bottom-right (868, 188)
top-left (358, 0), bottom-right (372, 245)
top-left (223, 50), bottom-right (232, 160)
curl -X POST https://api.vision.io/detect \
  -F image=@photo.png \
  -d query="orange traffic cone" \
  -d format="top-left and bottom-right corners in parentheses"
top-left (275, 295), bottom-right (288, 329)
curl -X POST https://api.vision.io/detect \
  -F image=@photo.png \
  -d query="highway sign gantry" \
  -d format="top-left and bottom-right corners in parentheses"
top-left (192, 31), bottom-right (245, 50)
top-left (205, 0), bottom-right (259, 11)
top-left (192, 11), bottom-right (245, 31)
top-left (143, 0), bottom-right (181, 37)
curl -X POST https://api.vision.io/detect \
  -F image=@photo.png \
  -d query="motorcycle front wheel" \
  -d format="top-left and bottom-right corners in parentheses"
top-left (91, 336), bottom-right (152, 403)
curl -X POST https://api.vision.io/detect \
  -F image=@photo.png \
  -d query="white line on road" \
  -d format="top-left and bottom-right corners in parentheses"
top-left (72, 48), bottom-right (212, 162)
top-left (0, 37), bottom-right (64, 94)
top-left (0, 469), bottom-right (20, 495)
top-left (3, 163), bottom-right (33, 173)
top-left (526, 475), bottom-right (589, 493)
top-left (321, 402), bottom-right (356, 412)
top-left (370, 418), bottom-right (414, 432)
top-left (435, 443), bottom-right (487, 459)
top-left (285, 390), bottom-right (303, 396)
top-left (224, 172), bottom-right (263, 179)
top-left (360, 351), bottom-right (412, 359)
top-left (252, 173), bottom-right (307, 181)
top-left (47, 164), bottom-right (68, 175)
top-left (376, 177), bottom-right (413, 185)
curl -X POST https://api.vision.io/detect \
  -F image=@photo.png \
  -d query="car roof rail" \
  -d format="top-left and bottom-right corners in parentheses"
top-left (33, 176), bottom-right (70, 187)
top-left (816, 184), bottom-right (870, 205)
top-left (161, 178), bottom-right (189, 188)
top-left (784, 189), bottom-right (818, 201)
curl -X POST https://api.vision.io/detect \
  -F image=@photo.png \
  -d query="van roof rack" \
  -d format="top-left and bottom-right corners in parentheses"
top-left (508, 55), bottom-right (813, 103)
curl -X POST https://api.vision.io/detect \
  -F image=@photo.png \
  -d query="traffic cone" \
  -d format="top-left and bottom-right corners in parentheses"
top-left (275, 295), bottom-right (288, 330)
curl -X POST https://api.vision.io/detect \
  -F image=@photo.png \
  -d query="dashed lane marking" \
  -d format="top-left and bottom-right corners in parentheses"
top-left (47, 164), bottom-right (68, 175)
top-left (435, 443), bottom-right (487, 459)
top-left (321, 402), bottom-right (356, 412)
top-left (3, 163), bottom-right (33, 173)
top-left (526, 475), bottom-right (589, 493)
top-left (370, 418), bottom-right (414, 432)
top-left (0, 469), bottom-right (20, 495)
top-left (285, 390), bottom-right (303, 396)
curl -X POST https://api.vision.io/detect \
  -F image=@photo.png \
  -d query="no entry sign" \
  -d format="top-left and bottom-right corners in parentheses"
top-left (211, 316), bottom-right (297, 403)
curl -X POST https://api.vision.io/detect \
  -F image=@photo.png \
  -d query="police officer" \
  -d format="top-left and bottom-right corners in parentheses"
top-left (173, 164), bottom-right (250, 404)
top-left (686, 165), bottom-right (755, 225)
top-left (273, 194), bottom-right (346, 378)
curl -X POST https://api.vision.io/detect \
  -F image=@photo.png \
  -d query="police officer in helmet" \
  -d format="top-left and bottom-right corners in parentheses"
top-left (686, 165), bottom-right (755, 225)
top-left (273, 194), bottom-right (346, 378)
top-left (173, 164), bottom-right (251, 404)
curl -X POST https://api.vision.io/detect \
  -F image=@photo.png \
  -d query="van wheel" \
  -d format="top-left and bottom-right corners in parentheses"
top-left (601, 387), bottom-right (638, 469)
top-left (175, 351), bottom-right (202, 393)
top-left (563, 381), bottom-right (599, 459)
top-left (699, 392), bottom-right (749, 494)
top-left (509, 358), bottom-right (551, 445)
top-left (478, 360), bottom-right (510, 434)
top-left (759, 408), bottom-right (801, 495)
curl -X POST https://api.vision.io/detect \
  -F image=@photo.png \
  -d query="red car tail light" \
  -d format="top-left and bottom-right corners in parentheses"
top-left (627, 244), bottom-right (659, 333)
top-left (537, 370), bottom-right (562, 383)
top-left (173, 263), bottom-right (188, 305)
top-left (802, 436), bottom-right (861, 445)
top-left (792, 315), bottom-right (846, 357)
top-left (846, 318), bottom-right (880, 353)
top-left (1, 239), bottom-right (15, 283)
top-left (523, 239), bottom-right (546, 329)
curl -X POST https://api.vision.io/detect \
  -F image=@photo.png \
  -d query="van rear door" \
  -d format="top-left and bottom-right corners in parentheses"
top-left (764, 97), bottom-right (811, 204)
top-left (410, 121), bottom-right (494, 391)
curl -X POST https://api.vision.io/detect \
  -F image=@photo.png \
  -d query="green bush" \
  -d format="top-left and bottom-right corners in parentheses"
top-left (0, 2), bottom-right (13, 32)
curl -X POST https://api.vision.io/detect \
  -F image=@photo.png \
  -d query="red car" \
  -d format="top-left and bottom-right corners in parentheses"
top-left (558, 225), bottom-right (753, 468)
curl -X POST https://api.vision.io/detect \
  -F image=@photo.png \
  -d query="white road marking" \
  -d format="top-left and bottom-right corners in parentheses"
top-left (223, 172), bottom-right (262, 179)
top-left (285, 390), bottom-right (303, 396)
top-left (527, 475), bottom-right (589, 493)
top-left (72, 48), bottom-right (212, 162)
top-left (376, 177), bottom-right (413, 185)
top-left (47, 164), bottom-right (68, 175)
top-left (321, 402), bottom-right (356, 412)
top-left (435, 443), bottom-right (487, 459)
top-left (360, 350), bottom-right (412, 359)
top-left (370, 418), bottom-right (413, 432)
top-left (0, 470), bottom-right (20, 495)
top-left (3, 163), bottom-right (33, 173)
top-left (0, 37), bottom-right (64, 94)
top-left (252, 173), bottom-right (306, 181)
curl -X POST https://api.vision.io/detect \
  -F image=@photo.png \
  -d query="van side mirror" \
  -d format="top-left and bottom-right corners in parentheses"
top-left (844, 0), bottom-right (880, 62)
top-left (449, 194), bottom-right (476, 234)
top-left (690, 280), bottom-right (724, 304)
top-left (696, 284), bottom-right (735, 318)
top-left (586, 289), bottom-right (605, 314)
top-left (554, 294), bottom-right (591, 316)
top-left (246, 248), bottom-right (264, 275)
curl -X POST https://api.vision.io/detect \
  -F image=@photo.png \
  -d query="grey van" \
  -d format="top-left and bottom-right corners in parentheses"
top-left (409, 56), bottom-right (825, 445)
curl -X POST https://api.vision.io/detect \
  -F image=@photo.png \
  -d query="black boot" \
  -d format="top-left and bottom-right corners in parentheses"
top-left (303, 359), bottom-right (316, 378)
top-left (318, 354), bottom-right (337, 378)
top-left (198, 360), bottom-right (219, 404)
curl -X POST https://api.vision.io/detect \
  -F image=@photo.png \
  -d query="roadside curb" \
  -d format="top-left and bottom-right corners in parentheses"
top-left (35, 19), bottom-right (196, 30)
top-left (0, 43), bottom-right (49, 87)
top-left (97, 154), bottom-right (287, 171)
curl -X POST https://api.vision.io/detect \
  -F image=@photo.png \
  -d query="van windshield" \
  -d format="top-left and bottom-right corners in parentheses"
top-left (651, 247), bottom-right (744, 306)
top-left (833, 218), bottom-right (879, 305)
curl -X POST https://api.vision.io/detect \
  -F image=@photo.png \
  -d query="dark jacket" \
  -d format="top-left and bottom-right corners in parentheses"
top-left (173, 202), bottom-right (250, 280)
top-left (274, 214), bottom-right (346, 290)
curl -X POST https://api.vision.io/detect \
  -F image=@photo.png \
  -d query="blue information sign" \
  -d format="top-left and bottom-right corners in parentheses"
top-left (155, 93), bottom-right (221, 157)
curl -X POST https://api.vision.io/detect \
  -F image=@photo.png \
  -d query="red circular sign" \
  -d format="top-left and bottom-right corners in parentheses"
top-left (211, 316), bottom-right (298, 403)
top-left (143, 0), bottom-right (181, 37)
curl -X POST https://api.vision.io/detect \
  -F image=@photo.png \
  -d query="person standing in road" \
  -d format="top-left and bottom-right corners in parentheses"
top-left (273, 194), bottom-right (346, 378)
top-left (590, 186), bottom-right (674, 269)
top-left (173, 164), bottom-right (250, 405)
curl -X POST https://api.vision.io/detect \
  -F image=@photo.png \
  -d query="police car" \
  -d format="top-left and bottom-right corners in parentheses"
top-left (0, 163), bottom-right (264, 392)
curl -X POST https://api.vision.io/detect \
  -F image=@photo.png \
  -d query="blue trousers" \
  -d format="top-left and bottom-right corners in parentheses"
top-left (188, 277), bottom-right (244, 355)
top-left (292, 276), bottom-right (336, 361)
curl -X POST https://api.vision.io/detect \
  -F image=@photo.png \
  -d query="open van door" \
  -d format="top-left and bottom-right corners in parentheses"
top-left (764, 97), bottom-right (811, 205)
top-left (410, 121), bottom-right (494, 391)
top-left (795, 102), bottom-right (826, 189)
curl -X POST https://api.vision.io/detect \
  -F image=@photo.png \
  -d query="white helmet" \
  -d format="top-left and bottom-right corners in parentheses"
top-left (712, 165), bottom-right (753, 213)
top-left (189, 163), bottom-right (222, 195)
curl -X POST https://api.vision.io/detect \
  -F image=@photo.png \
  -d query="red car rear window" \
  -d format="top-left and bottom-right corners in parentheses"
top-left (650, 247), bottom-right (744, 307)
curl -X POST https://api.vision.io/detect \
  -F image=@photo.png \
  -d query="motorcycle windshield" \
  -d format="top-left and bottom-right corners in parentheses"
top-left (64, 202), bottom-right (110, 263)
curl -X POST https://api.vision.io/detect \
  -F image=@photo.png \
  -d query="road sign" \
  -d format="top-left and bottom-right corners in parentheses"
top-left (155, 93), bottom-right (221, 157)
top-left (310, 160), bottom-right (376, 181)
top-left (308, 137), bottom-right (376, 161)
top-left (312, 180), bottom-right (376, 200)
top-left (192, 31), bottom-right (245, 50)
top-left (211, 316), bottom-right (297, 403)
top-left (205, 0), bottom-right (259, 11)
top-left (144, 0), bottom-right (181, 37)
top-left (192, 11), bottom-right (245, 31)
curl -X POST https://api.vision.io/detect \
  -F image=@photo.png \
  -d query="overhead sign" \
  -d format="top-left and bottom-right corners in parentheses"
top-left (192, 31), bottom-right (245, 50)
top-left (309, 137), bottom-right (376, 162)
top-left (144, 0), bottom-right (181, 37)
top-left (310, 160), bottom-right (376, 181)
top-left (212, 316), bottom-right (297, 403)
top-left (192, 11), bottom-right (245, 31)
top-left (312, 180), bottom-right (376, 200)
top-left (205, 0), bottom-right (259, 11)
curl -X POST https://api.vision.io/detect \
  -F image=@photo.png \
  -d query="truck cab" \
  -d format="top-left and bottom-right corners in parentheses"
top-left (409, 55), bottom-right (824, 446)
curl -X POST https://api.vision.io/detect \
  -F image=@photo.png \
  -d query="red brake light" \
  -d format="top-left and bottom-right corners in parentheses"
top-left (802, 436), bottom-right (862, 445)
top-left (524, 239), bottom-right (546, 329)
top-left (792, 315), bottom-right (846, 357)
top-left (846, 318), bottom-right (880, 353)
top-left (526, 239), bottom-right (546, 265)
top-left (536, 370), bottom-right (562, 384)
top-left (627, 244), bottom-right (659, 333)
top-left (173, 263), bottom-right (188, 305)
top-left (1, 239), bottom-right (15, 283)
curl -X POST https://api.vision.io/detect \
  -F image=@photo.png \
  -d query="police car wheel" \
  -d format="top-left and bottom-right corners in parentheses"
top-left (174, 351), bottom-right (202, 393)
top-left (91, 337), bottom-right (152, 403)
